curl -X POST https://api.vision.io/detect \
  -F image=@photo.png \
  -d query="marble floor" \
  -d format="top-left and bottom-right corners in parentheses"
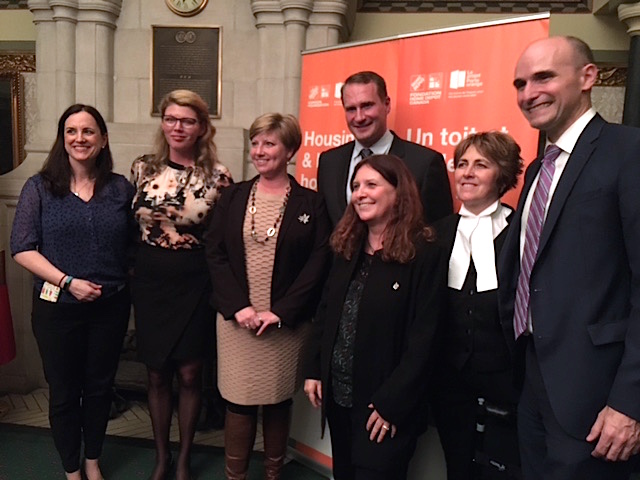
top-left (0, 388), bottom-right (263, 451)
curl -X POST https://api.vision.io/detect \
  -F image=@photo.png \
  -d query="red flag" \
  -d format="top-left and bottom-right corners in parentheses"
top-left (0, 250), bottom-right (16, 365)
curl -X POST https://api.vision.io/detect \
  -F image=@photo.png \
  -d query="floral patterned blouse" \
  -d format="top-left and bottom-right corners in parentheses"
top-left (131, 155), bottom-right (231, 250)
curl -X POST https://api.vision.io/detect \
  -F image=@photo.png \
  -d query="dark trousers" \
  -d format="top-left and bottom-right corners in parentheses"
top-left (432, 363), bottom-right (520, 480)
top-left (326, 398), bottom-right (416, 480)
top-left (31, 288), bottom-right (130, 473)
top-left (518, 339), bottom-right (636, 480)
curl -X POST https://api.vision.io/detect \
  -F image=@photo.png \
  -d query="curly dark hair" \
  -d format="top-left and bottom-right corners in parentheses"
top-left (331, 154), bottom-right (435, 263)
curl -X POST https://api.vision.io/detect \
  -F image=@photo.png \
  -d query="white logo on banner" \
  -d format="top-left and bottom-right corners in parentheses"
top-left (449, 70), bottom-right (467, 89)
top-left (409, 73), bottom-right (442, 105)
top-left (307, 85), bottom-right (330, 108)
top-left (410, 75), bottom-right (426, 92)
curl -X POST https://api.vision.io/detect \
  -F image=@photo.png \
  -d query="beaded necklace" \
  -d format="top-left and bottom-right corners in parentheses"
top-left (249, 179), bottom-right (291, 245)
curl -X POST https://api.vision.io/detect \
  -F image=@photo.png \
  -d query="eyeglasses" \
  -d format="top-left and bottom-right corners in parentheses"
top-left (162, 116), bottom-right (199, 128)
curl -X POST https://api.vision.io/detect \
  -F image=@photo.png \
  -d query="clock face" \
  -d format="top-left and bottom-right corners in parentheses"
top-left (166, 0), bottom-right (208, 17)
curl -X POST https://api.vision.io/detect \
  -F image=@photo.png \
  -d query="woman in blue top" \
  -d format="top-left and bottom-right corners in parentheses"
top-left (10, 104), bottom-right (135, 480)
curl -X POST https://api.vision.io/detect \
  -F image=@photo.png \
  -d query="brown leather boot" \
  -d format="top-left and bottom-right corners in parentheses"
top-left (262, 404), bottom-right (291, 480)
top-left (224, 410), bottom-right (257, 480)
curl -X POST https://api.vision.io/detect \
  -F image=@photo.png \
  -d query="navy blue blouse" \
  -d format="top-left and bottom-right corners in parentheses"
top-left (10, 173), bottom-right (136, 303)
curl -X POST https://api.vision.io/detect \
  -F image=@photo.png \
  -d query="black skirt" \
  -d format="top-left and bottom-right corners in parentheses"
top-left (132, 244), bottom-right (214, 369)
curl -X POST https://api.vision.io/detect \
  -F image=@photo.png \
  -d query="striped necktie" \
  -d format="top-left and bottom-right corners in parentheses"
top-left (360, 148), bottom-right (373, 159)
top-left (513, 145), bottom-right (562, 339)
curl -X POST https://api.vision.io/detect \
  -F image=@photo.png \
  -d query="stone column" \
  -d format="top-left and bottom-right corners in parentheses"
top-left (252, 1), bottom-right (286, 114)
top-left (618, 2), bottom-right (640, 127)
top-left (251, 0), bottom-right (352, 115)
top-left (307, 0), bottom-right (353, 49)
top-left (76, 0), bottom-right (122, 120)
top-left (51, 0), bottom-right (78, 116)
top-left (27, 0), bottom-right (57, 147)
top-left (281, 0), bottom-right (313, 114)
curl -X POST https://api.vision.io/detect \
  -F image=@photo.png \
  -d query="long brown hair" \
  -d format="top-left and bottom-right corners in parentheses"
top-left (331, 154), bottom-right (435, 263)
top-left (40, 104), bottom-right (113, 197)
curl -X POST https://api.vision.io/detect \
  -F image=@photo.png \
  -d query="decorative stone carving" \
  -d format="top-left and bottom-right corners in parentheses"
top-left (619, 2), bottom-right (640, 36)
top-left (597, 67), bottom-right (627, 87)
top-left (0, 53), bottom-right (35, 74)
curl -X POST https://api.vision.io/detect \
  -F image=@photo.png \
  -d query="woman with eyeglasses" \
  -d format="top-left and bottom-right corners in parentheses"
top-left (131, 90), bottom-right (232, 480)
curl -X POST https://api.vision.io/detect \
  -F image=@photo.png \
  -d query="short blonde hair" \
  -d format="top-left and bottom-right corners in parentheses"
top-left (249, 113), bottom-right (302, 154)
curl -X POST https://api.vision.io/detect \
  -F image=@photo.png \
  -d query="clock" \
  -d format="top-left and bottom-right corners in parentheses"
top-left (165, 0), bottom-right (208, 17)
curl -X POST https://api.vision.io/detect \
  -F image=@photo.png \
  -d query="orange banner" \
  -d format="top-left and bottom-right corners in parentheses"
top-left (296, 16), bottom-right (549, 210)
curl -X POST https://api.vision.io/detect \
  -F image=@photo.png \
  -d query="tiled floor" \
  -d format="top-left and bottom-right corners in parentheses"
top-left (0, 389), bottom-right (264, 451)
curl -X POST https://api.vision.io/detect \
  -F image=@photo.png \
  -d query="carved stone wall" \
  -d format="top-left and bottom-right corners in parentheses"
top-left (593, 67), bottom-right (627, 124)
top-left (0, 0), bottom-right (354, 394)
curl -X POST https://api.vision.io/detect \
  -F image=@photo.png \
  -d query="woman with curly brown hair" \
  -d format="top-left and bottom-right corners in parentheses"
top-left (304, 154), bottom-right (447, 480)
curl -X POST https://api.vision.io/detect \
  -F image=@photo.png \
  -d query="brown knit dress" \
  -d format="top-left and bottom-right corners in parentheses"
top-left (217, 189), bottom-right (312, 405)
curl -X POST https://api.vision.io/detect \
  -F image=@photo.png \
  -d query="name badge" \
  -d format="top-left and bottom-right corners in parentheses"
top-left (40, 281), bottom-right (60, 302)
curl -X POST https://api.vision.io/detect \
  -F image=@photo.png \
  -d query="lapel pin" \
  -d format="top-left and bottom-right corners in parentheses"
top-left (392, 282), bottom-right (400, 290)
top-left (298, 213), bottom-right (310, 224)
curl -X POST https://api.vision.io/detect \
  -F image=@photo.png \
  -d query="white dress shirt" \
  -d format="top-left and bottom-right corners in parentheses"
top-left (518, 108), bottom-right (596, 331)
top-left (346, 130), bottom-right (394, 203)
top-left (519, 108), bottom-right (596, 259)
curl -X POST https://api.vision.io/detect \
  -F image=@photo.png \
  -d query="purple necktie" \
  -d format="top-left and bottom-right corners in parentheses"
top-left (513, 145), bottom-right (562, 339)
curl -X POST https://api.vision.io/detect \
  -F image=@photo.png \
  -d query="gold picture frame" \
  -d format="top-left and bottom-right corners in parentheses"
top-left (0, 52), bottom-right (32, 174)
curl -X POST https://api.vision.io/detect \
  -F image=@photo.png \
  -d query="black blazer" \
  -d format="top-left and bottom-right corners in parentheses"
top-left (435, 210), bottom-right (513, 373)
top-left (305, 238), bottom-right (447, 435)
top-left (498, 115), bottom-right (640, 438)
top-left (205, 176), bottom-right (331, 327)
top-left (317, 132), bottom-right (453, 227)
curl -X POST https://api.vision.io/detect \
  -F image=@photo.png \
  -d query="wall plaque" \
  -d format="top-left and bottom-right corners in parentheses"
top-left (151, 25), bottom-right (222, 117)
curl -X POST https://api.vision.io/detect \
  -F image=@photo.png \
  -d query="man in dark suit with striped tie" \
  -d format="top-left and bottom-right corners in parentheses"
top-left (498, 36), bottom-right (640, 479)
top-left (317, 71), bottom-right (452, 227)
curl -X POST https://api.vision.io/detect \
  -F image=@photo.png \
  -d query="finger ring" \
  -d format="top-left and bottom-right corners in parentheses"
top-left (382, 425), bottom-right (389, 431)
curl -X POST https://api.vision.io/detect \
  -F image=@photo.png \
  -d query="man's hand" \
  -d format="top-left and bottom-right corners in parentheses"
top-left (586, 406), bottom-right (640, 461)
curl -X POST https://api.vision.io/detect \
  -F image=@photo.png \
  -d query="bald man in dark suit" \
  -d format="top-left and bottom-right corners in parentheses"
top-left (498, 36), bottom-right (640, 479)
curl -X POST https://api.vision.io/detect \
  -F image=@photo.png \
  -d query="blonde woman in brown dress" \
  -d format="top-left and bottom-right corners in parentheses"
top-left (205, 113), bottom-right (331, 480)
top-left (131, 90), bottom-right (231, 480)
